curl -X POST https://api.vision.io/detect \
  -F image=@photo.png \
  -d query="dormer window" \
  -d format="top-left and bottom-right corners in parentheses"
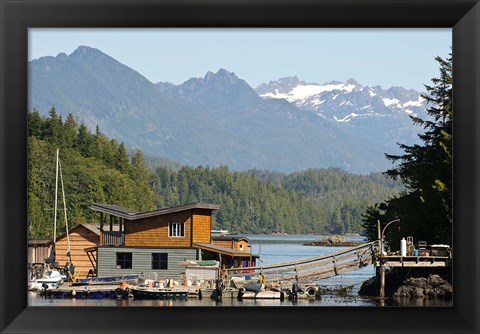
top-left (168, 222), bottom-right (185, 237)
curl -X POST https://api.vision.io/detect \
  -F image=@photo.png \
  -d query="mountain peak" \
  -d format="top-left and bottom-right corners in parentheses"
top-left (204, 68), bottom-right (239, 83)
top-left (70, 46), bottom-right (109, 60)
top-left (346, 78), bottom-right (360, 86)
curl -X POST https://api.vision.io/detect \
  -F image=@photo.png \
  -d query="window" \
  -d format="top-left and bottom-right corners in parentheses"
top-left (152, 253), bottom-right (168, 270)
top-left (168, 222), bottom-right (185, 237)
top-left (116, 252), bottom-right (132, 269)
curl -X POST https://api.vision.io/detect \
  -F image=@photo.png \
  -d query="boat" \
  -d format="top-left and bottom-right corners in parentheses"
top-left (72, 275), bottom-right (139, 286)
top-left (130, 286), bottom-right (189, 300)
top-left (28, 149), bottom-right (74, 291)
top-left (242, 272), bottom-right (265, 293)
top-left (28, 269), bottom-right (65, 291)
top-left (238, 289), bottom-right (285, 300)
top-left (243, 282), bottom-right (263, 293)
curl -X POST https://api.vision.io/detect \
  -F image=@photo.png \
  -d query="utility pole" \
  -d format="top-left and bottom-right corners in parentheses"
top-left (378, 219), bottom-right (400, 299)
top-left (377, 220), bottom-right (385, 299)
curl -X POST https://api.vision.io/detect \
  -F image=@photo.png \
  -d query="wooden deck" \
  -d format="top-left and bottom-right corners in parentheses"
top-left (375, 255), bottom-right (451, 268)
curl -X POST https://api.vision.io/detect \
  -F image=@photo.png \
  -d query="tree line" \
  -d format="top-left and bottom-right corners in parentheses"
top-left (27, 108), bottom-right (402, 238)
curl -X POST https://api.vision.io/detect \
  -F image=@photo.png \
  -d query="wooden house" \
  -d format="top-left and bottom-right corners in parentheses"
top-left (209, 235), bottom-right (254, 269)
top-left (84, 203), bottom-right (256, 280)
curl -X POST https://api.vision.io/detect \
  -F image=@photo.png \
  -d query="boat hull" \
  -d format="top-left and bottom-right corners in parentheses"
top-left (241, 290), bottom-right (285, 300)
top-left (131, 287), bottom-right (188, 300)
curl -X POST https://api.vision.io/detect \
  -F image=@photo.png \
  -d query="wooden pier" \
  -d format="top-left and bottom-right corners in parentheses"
top-left (224, 239), bottom-right (452, 298)
top-left (224, 241), bottom-right (377, 286)
top-left (376, 255), bottom-right (451, 268)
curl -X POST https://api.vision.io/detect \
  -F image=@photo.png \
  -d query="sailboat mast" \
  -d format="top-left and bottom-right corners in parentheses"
top-left (59, 158), bottom-right (71, 263)
top-left (53, 148), bottom-right (59, 243)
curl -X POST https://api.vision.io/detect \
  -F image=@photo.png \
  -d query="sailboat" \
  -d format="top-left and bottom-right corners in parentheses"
top-left (28, 149), bottom-right (73, 291)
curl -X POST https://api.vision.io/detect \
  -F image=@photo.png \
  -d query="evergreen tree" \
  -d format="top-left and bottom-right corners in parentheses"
top-left (362, 54), bottom-right (452, 246)
top-left (114, 143), bottom-right (130, 174)
top-left (45, 106), bottom-right (62, 146)
top-left (63, 113), bottom-right (78, 149)
top-left (75, 123), bottom-right (96, 157)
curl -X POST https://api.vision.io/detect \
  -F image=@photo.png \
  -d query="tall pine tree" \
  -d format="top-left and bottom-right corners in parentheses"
top-left (362, 53), bottom-right (452, 247)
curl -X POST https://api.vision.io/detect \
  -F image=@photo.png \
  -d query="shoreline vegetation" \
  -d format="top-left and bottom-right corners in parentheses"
top-left (303, 235), bottom-right (362, 247)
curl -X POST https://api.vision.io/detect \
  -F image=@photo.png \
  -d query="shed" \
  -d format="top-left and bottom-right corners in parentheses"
top-left (54, 223), bottom-right (101, 278)
top-left (27, 239), bottom-right (53, 265)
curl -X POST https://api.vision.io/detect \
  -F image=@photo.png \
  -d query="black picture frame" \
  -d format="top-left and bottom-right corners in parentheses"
top-left (1, 0), bottom-right (479, 333)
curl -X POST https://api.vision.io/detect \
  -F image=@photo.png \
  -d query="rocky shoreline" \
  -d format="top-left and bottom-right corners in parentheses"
top-left (303, 235), bottom-right (361, 247)
top-left (359, 267), bottom-right (452, 300)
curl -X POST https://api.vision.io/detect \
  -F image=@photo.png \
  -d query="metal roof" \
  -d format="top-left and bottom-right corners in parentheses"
top-left (193, 243), bottom-right (252, 257)
top-left (91, 203), bottom-right (220, 221)
top-left (211, 235), bottom-right (250, 242)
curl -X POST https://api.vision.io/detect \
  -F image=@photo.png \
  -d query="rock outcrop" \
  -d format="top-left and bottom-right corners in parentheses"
top-left (304, 235), bottom-right (361, 247)
top-left (393, 275), bottom-right (453, 299)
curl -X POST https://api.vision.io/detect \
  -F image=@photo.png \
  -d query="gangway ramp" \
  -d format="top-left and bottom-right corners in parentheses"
top-left (225, 241), bottom-right (377, 285)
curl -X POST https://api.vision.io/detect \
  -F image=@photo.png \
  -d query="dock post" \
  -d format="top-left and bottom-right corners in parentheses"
top-left (377, 220), bottom-right (385, 298)
top-left (379, 264), bottom-right (385, 299)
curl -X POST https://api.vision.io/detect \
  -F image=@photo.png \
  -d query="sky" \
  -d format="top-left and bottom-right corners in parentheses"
top-left (29, 28), bottom-right (451, 92)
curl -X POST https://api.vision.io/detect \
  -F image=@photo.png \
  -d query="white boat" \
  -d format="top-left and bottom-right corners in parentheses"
top-left (28, 149), bottom-right (73, 291)
top-left (28, 270), bottom-right (65, 291)
top-left (239, 289), bottom-right (285, 300)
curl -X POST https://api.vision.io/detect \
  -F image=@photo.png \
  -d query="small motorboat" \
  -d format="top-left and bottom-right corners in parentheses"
top-left (130, 286), bottom-right (189, 300)
top-left (237, 288), bottom-right (285, 300)
top-left (28, 269), bottom-right (66, 291)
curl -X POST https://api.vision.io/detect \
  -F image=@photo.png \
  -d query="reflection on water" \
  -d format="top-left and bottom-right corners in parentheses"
top-left (28, 235), bottom-right (453, 307)
top-left (28, 291), bottom-right (377, 307)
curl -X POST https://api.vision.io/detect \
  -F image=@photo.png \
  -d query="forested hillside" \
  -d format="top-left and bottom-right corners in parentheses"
top-left (153, 166), bottom-right (402, 235)
top-left (28, 109), bottom-right (402, 238)
top-left (28, 108), bottom-right (156, 238)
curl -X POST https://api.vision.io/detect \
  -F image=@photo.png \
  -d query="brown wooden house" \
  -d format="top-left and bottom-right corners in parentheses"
top-left (84, 203), bottom-right (256, 279)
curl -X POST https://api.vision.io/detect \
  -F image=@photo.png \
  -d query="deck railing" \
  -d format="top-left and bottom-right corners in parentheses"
top-left (225, 240), bottom-right (378, 285)
top-left (101, 231), bottom-right (124, 246)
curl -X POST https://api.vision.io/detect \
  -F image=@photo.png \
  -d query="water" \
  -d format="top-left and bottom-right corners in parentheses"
top-left (28, 234), bottom-right (452, 307)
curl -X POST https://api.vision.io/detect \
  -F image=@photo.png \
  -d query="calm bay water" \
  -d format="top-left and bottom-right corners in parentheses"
top-left (28, 234), bottom-right (452, 307)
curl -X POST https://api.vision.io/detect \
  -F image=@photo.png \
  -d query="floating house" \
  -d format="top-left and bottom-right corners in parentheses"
top-left (81, 203), bottom-right (257, 280)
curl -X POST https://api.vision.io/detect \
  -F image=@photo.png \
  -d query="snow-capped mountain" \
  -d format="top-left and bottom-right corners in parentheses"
top-left (29, 46), bottom-right (430, 174)
top-left (255, 76), bottom-right (427, 124)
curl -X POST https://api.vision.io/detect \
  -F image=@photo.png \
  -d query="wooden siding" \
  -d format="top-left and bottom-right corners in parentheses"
top-left (192, 209), bottom-right (211, 244)
top-left (28, 244), bottom-right (52, 264)
top-left (212, 240), bottom-right (234, 249)
top-left (211, 239), bottom-right (249, 252)
top-left (124, 211), bottom-right (192, 248)
top-left (96, 247), bottom-right (199, 279)
top-left (236, 240), bottom-right (249, 252)
top-left (55, 226), bottom-right (99, 278)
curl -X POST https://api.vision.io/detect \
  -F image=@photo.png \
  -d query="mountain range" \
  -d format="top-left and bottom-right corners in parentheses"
top-left (28, 46), bottom-right (429, 174)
